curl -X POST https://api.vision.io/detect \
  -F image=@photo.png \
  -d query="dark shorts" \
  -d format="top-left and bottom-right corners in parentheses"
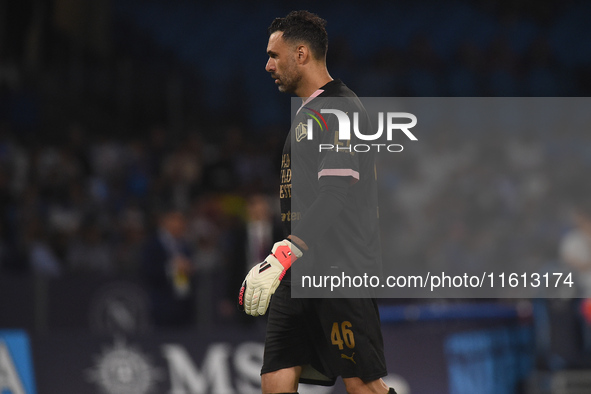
top-left (261, 282), bottom-right (388, 386)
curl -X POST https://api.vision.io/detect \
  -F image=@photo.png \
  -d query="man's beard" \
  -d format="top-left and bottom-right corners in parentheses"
top-left (277, 75), bottom-right (301, 93)
top-left (276, 63), bottom-right (302, 94)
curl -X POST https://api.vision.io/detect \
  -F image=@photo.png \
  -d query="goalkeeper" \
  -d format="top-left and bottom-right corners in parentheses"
top-left (239, 10), bottom-right (396, 394)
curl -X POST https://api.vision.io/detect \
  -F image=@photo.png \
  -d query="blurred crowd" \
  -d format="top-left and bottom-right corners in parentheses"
top-left (379, 113), bottom-right (591, 285)
top-left (0, 119), bottom-right (286, 325)
top-left (0, 123), bottom-right (274, 272)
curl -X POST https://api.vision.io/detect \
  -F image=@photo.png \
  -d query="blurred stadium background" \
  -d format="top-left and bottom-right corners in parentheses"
top-left (1, 0), bottom-right (591, 393)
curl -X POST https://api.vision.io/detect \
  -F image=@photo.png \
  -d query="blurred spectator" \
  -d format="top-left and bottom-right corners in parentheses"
top-left (231, 193), bottom-right (282, 283)
top-left (243, 194), bottom-right (283, 270)
top-left (140, 208), bottom-right (195, 327)
top-left (187, 195), bottom-right (225, 327)
top-left (563, 200), bottom-right (591, 353)
top-left (534, 197), bottom-right (591, 369)
top-left (161, 134), bottom-right (203, 211)
top-left (25, 218), bottom-right (62, 277)
top-left (113, 205), bottom-right (146, 275)
top-left (0, 222), bottom-right (22, 273)
top-left (560, 201), bottom-right (591, 297)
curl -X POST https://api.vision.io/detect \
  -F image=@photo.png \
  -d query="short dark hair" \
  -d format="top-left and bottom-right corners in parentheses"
top-left (268, 10), bottom-right (328, 60)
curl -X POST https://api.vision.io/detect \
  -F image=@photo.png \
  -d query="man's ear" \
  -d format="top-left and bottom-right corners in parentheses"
top-left (296, 45), bottom-right (309, 64)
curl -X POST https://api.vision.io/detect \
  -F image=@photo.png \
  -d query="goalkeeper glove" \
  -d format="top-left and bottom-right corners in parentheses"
top-left (238, 239), bottom-right (302, 316)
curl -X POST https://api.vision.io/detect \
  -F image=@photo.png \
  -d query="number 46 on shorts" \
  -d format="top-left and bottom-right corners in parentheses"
top-left (331, 321), bottom-right (355, 350)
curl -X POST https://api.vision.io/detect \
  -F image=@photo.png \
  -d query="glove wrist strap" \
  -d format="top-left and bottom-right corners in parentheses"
top-left (273, 243), bottom-right (299, 270)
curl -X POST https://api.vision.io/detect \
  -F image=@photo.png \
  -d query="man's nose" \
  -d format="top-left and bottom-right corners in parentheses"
top-left (265, 58), bottom-right (274, 72)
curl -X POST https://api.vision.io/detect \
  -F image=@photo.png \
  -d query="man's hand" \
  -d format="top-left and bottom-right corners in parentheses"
top-left (238, 239), bottom-right (302, 316)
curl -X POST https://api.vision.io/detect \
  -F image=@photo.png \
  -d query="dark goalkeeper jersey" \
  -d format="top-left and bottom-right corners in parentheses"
top-left (280, 79), bottom-right (382, 287)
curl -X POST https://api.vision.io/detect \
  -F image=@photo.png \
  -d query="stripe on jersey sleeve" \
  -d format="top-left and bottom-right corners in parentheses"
top-left (318, 168), bottom-right (360, 180)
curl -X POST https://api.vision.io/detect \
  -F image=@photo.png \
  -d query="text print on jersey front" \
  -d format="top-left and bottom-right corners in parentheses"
top-left (279, 153), bottom-right (301, 222)
top-left (279, 153), bottom-right (292, 199)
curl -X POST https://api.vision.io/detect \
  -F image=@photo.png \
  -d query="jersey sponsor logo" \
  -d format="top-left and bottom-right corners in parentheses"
top-left (281, 211), bottom-right (301, 222)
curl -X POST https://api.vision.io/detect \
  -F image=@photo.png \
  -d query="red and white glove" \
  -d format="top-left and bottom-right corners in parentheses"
top-left (238, 239), bottom-right (302, 316)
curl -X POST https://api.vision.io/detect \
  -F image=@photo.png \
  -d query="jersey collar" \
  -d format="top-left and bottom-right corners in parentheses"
top-left (297, 88), bottom-right (325, 113)
top-left (296, 79), bottom-right (344, 114)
